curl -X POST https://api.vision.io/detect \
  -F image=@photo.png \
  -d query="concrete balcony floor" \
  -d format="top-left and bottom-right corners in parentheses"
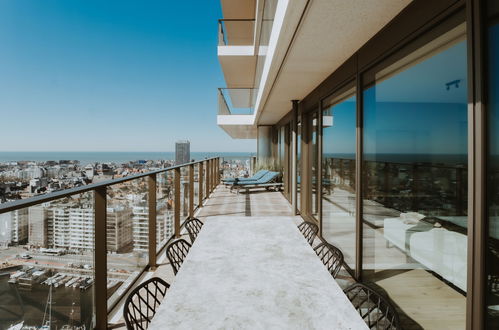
top-left (109, 185), bottom-right (467, 330)
top-left (197, 185), bottom-right (295, 218)
top-left (109, 186), bottom-right (314, 328)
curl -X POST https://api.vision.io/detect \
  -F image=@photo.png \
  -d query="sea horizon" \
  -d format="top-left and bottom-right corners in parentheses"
top-left (0, 151), bottom-right (255, 165)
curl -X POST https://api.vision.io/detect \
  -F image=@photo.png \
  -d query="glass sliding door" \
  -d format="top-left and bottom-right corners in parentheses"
top-left (321, 87), bottom-right (356, 272)
top-left (487, 1), bottom-right (499, 328)
top-left (362, 24), bottom-right (468, 329)
top-left (311, 110), bottom-right (319, 219)
top-left (297, 119), bottom-right (302, 213)
top-left (283, 123), bottom-right (292, 201)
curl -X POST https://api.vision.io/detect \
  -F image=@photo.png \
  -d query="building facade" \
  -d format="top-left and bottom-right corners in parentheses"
top-left (217, 0), bottom-right (499, 329)
top-left (175, 140), bottom-right (190, 165)
top-left (132, 206), bottom-right (148, 252)
top-left (28, 206), bottom-right (48, 247)
top-left (107, 206), bottom-right (133, 253)
top-left (0, 209), bottom-right (28, 245)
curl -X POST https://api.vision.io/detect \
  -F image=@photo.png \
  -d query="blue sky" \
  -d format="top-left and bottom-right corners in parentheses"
top-left (0, 0), bottom-right (255, 152)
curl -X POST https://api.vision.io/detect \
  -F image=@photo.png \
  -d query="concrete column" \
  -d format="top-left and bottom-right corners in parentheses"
top-left (257, 125), bottom-right (272, 162)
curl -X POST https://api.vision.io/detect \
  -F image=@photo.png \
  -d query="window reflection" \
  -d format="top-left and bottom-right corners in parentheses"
top-left (487, 1), bottom-right (499, 328)
top-left (362, 25), bottom-right (468, 329)
top-left (297, 120), bottom-right (301, 213)
top-left (311, 111), bottom-right (319, 218)
top-left (322, 89), bottom-right (356, 271)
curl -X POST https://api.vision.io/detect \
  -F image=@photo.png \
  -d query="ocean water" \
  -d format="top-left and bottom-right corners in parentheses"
top-left (0, 151), bottom-right (255, 165)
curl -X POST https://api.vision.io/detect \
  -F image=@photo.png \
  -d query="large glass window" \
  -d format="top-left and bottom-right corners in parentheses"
top-left (297, 119), bottom-right (302, 213)
top-left (310, 110), bottom-right (319, 219)
top-left (285, 123), bottom-right (292, 200)
top-left (362, 25), bottom-right (468, 329)
top-left (487, 1), bottom-right (499, 328)
top-left (277, 125), bottom-right (289, 201)
top-left (322, 88), bottom-right (356, 271)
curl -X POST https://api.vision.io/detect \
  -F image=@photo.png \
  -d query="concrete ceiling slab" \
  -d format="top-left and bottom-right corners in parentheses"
top-left (257, 0), bottom-right (411, 125)
top-left (219, 55), bottom-right (257, 88)
top-left (219, 124), bottom-right (257, 139)
top-left (221, 0), bottom-right (256, 19)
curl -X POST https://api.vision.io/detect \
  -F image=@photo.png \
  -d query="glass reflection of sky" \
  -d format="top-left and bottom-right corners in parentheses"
top-left (323, 96), bottom-right (356, 155)
top-left (363, 40), bottom-right (468, 162)
top-left (489, 24), bottom-right (499, 157)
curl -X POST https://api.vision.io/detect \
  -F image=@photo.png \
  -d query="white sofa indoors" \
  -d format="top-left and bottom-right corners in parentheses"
top-left (383, 213), bottom-right (467, 292)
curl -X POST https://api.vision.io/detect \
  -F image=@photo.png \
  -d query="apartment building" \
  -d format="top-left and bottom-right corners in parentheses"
top-left (107, 206), bottom-right (133, 253)
top-left (175, 140), bottom-right (190, 165)
top-left (0, 208), bottom-right (28, 245)
top-left (47, 206), bottom-right (70, 248)
top-left (132, 206), bottom-right (148, 252)
top-left (28, 206), bottom-right (48, 247)
top-left (217, 0), bottom-right (499, 328)
top-left (43, 205), bottom-right (134, 252)
top-left (69, 208), bottom-right (95, 250)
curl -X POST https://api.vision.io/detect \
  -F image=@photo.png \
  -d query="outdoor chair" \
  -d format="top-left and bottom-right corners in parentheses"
top-left (344, 283), bottom-right (401, 330)
top-left (184, 217), bottom-right (203, 243)
top-left (314, 242), bottom-right (344, 278)
top-left (124, 277), bottom-right (170, 330)
top-left (298, 221), bottom-right (319, 246)
top-left (227, 171), bottom-right (282, 193)
top-left (166, 238), bottom-right (192, 275)
top-left (222, 170), bottom-right (269, 183)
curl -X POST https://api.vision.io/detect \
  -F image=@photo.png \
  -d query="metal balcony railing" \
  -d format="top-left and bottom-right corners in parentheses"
top-left (218, 88), bottom-right (257, 115)
top-left (218, 19), bottom-right (255, 46)
top-left (0, 157), bottom-right (221, 329)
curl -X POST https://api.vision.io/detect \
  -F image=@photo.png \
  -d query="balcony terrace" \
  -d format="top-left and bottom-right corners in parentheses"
top-left (108, 185), bottom-right (302, 329)
top-left (0, 158), bottom-right (222, 329)
top-left (0, 158), bottom-right (361, 329)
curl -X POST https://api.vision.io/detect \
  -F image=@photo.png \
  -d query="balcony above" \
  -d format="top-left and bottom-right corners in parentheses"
top-left (221, 0), bottom-right (256, 20)
top-left (217, 88), bottom-right (257, 139)
top-left (218, 88), bottom-right (257, 115)
top-left (218, 19), bottom-right (258, 89)
top-left (218, 19), bottom-right (255, 46)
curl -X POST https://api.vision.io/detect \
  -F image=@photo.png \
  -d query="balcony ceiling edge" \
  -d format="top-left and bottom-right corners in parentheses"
top-left (253, 0), bottom-right (411, 126)
top-left (218, 123), bottom-right (257, 139)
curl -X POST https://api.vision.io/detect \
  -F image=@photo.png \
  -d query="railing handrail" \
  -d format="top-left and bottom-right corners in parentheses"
top-left (0, 157), bottom-right (219, 214)
top-left (218, 18), bottom-right (256, 23)
top-left (218, 87), bottom-right (256, 91)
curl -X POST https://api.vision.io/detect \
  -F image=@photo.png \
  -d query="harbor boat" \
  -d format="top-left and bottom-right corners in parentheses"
top-left (65, 276), bottom-right (79, 287)
top-left (79, 278), bottom-right (93, 290)
top-left (32, 270), bottom-right (47, 283)
top-left (6, 321), bottom-right (23, 330)
top-left (8, 271), bottom-right (26, 284)
top-left (73, 277), bottom-right (86, 288)
top-left (55, 275), bottom-right (70, 288)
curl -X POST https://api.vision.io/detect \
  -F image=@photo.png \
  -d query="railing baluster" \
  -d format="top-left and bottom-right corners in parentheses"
top-left (214, 158), bottom-right (216, 186)
top-left (205, 160), bottom-right (210, 198)
top-left (199, 162), bottom-right (204, 205)
top-left (214, 158), bottom-right (217, 187)
top-left (214, 159), bottom-right (216, 187)
top-left (217, 157), bottom-right (220, 185)
top-left (174, 167), bottom-right (181, 238)
top-left (94, 186), bottom-right (107, 329)
top-left (209, 159), bottom-right (213, 192)
top-left (189, 164), bottom-right (194, 218)
top-left (148, 174), bottom-right (157, 269)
